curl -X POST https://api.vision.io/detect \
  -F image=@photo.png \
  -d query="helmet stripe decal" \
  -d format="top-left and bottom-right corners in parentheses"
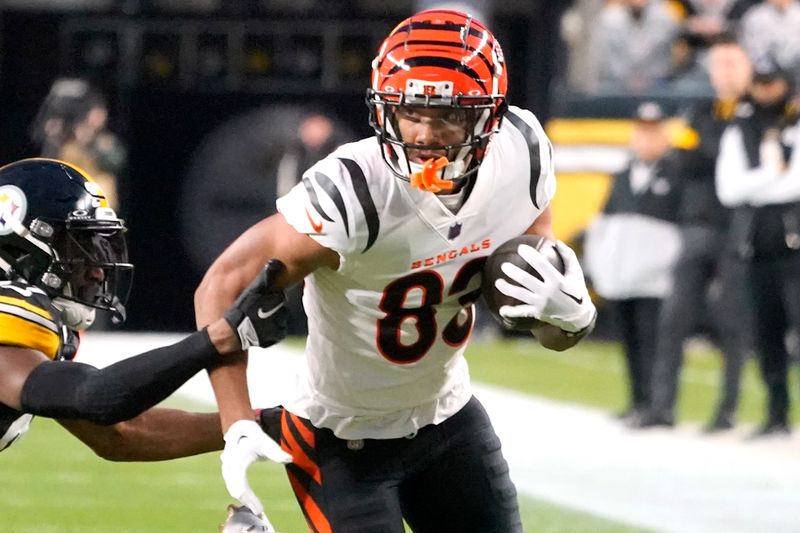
top-left (313, 172), bottom-right (350, 238)
top-left (382, 40), bottom-right (494, 76)
top-left (394, 21), bottom-right (485, 40)
top-left (339, 158), bottom-right (379, 253)
top-left (386, 57), bottom-right (487, 92)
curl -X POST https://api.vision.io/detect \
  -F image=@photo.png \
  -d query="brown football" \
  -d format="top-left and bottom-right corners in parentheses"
top-left (482, 234), bottom-right (565, 331)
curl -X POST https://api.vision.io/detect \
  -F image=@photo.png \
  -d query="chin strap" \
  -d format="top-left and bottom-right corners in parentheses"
top-left (52, 297), bottom-right (96, 330)
top-left (409, 157), bottom-right (454, 193)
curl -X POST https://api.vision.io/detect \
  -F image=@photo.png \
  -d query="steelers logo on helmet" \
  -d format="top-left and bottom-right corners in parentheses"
top-left (0, 184), bottom-right (27, 236)
top-left (367, 9), bottom-right (508, 191)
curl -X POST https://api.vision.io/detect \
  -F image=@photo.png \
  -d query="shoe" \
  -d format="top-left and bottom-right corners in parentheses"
top-left (748, 421), bottom-right (791, 440)
top-left (626, 410), bottom-right (674, 429)
top-left (703, 413), bottom-right (735, 433)
top-left (614, 407), bottom-right (640, 422)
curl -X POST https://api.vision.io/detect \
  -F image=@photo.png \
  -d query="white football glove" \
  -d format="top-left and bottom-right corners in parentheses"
top-left (494, 240), bottom-right (596, 333)
top-left (221, 420), bottom-right (293, 517)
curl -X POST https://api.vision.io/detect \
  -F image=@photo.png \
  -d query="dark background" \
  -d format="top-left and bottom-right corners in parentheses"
top-left (0, 2), bottom-right (566, 330)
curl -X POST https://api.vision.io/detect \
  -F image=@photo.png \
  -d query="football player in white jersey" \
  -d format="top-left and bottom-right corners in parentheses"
top-left (196, 9), bottom-right (596, 532)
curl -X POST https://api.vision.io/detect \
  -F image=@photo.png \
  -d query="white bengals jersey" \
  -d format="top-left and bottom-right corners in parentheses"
top-left (276, 105), bottom-right (555, 439)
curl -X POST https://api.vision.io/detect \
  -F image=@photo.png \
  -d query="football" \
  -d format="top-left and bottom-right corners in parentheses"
top-left (482, 234), bottom-right (565, 331)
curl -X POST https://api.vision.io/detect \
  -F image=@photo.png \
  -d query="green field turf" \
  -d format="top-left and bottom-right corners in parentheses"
top-left (467, 337), bottom-right (800, 426)
top-left (2, 415), bottom-right (649, 532)
top-left (5, 336), bottom-right (793, 532)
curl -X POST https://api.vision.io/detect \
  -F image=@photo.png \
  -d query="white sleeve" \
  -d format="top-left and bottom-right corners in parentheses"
top-left (276, 158), bottom-right (357, 257)
top-left (539, 136), bottom-right (557, 210)
top-left (748, 126), bottom-right (800, 206)
top-left (504, 106), bottom-right (557, 211)
top-left (715, 125), bottom-right (782, 207)
top-left (276, 155), bottom-right (380, 270)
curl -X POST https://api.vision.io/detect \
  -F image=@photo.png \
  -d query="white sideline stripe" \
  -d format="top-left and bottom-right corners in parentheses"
top-left (77, 333), bottom-right (800, 533)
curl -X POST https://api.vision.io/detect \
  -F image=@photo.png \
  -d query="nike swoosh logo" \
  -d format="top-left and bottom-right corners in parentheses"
top-left (305, 208), bottom-right (323, 233)
top-left (560, 290), bottom-right (583, 305)
top-left (257, 302), bottom-right (285, 319)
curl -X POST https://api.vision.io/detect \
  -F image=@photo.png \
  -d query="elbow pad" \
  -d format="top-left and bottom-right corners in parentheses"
top-left (20, 362), bottom-right (134, 425)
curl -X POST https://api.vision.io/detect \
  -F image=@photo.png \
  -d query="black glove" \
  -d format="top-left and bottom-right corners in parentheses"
top-left (223, 259), bottom-right (288, 350)
top-left (256, 406), bottom-right (283, 442)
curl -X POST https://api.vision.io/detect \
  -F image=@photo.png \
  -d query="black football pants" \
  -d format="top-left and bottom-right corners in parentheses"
top-left (747, 254), bottom-right (800, 425)
top-left (611, 297), bottom-right (661, 412)
top-left (261, 397), bottom-right (522, 533)
top-left (649, 226), bottom-right (751, 419)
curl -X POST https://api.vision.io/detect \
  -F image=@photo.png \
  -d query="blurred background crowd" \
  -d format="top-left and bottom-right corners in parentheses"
top-left (0, 0), bottom-right (798, 435)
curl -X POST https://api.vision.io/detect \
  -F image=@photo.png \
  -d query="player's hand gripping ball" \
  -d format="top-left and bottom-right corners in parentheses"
top-left (482, 235), bottom-right (565, 331)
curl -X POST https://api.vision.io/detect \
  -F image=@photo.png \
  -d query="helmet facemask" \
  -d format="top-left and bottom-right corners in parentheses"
top-left (367, 89), bottom-right (504, 190)
top-left (45, 215), bottom-right (133, 327)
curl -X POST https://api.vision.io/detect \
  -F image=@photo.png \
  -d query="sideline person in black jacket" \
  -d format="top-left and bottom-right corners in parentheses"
top-left (636, 35), bottom-right (755, 431)
top-left (716, 62), bottom-right (800, 437)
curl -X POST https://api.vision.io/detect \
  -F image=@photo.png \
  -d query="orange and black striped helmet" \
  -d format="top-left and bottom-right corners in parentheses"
top-left (367, 10), bottom-right (508, 189)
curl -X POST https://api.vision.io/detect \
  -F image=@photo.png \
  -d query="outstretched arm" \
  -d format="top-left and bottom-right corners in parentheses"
top-left (17, 328), bottom-right (225, 425)
top-left (0, 264), bottom-right (287, 435)
top-left (58, 409), bottom-right (222, 461)
top-left (5, 271), bottom-right (285, 425)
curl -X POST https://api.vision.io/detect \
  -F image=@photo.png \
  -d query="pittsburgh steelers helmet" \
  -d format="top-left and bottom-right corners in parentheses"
top-left (367, 9), bottom-right (508, 189)
top-left (0, 158), bottom-right (132, 328)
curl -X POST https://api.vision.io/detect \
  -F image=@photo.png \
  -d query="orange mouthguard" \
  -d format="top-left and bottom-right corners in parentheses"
top-left (409, 157), bottom-right (453, 193)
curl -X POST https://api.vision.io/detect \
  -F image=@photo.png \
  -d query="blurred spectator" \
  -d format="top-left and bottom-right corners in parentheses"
top-left (738, 0), bottom-right (800, 86)
top-left (667, 0), bottom-right (757, 94)
top-left (415, 0), bottom-right (490, 23)
top-left (180, 104), bottom-right (355, 335)
top-left (675, 0), bottom-right (757, 48)
top-left (638, 35), bottom-right (754, 431)
top-left (561, 0), bottom-right (606, 93)
top-left (584, 102), bottom-right (682, 421)
top-left (715, 62), bottom-right (800, 437)
top-left (29, 78), bottom-right (126, 211)
top-left (590, 0), bottom-right (681, 94)
top-left (28, 78), bottom-right (128, 332)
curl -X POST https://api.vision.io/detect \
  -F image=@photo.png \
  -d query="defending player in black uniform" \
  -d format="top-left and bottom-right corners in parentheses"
top-left (0, 158), bottom-right (289, 460)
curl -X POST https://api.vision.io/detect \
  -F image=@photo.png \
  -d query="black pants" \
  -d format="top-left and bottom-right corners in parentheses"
top-left (610, 297), bottom-right (661, 411)
top-left (747, 254), bottom-right (800, 425)
top-left (649, 226), bottom-right (752, 419)
top-left (262, 397), bottom-right (521, 533)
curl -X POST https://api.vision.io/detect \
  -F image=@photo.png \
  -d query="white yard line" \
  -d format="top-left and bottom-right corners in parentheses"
top-left (79, 333), bottom-right (800, 533)
top-left (478, 384), bottom-right (800, 533)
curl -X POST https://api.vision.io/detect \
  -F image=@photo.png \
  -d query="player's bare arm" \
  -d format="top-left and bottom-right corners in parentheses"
top-left (57, 410), bottom-right (222, 461)
top-left (194, 211), bottom-right (337, 515)
top-left (195, 212), bottom-right (337, 428)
